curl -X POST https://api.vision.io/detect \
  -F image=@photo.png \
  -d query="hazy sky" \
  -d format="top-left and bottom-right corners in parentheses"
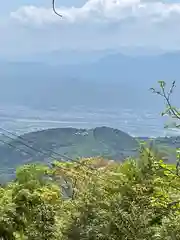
top-left (1, 0), bottom-right (180, 58)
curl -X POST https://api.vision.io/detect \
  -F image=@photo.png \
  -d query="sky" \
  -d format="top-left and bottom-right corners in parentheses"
top-left (1, 0), bottom-right (180, 58)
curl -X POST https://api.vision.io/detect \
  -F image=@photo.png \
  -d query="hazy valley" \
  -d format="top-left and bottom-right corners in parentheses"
top-left (1, 50), bottom-right (180, 138)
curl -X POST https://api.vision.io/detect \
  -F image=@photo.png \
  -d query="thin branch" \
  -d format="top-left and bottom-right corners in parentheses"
top-left (52, 0), bottom-right (63, 17)
top-left (161, 82), bottom-right (180, 120)
top-left (168, 80), bottom-right (176, 100)
top-left (151, 82), bottom-right (180, 120)
top-left (151, 81), bottom-right (180, 174)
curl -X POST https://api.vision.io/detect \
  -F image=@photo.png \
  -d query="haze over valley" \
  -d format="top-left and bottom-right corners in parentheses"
top-left (0, 49), bottom-right (180, 137)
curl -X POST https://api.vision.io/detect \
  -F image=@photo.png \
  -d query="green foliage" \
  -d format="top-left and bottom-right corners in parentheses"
top-left (0, 164), bottom-right (62, 240)
top-left (0, 151), bottom-right (180, 239)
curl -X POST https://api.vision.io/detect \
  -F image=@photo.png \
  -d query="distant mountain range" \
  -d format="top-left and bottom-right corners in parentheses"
top-left (0, 126), bottom-right (179, 182)
top-left (7, 47), bottom-right (165, 64)
top-left (0, 50), bottom-right (179, 110)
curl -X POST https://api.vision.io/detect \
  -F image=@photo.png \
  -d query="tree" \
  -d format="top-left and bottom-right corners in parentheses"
top-left (0, 154), bottom-right (180, 239)
top-left (61, 152), bottom-right (180, 240)
top-left (0, 164), bottom-right (62, 240)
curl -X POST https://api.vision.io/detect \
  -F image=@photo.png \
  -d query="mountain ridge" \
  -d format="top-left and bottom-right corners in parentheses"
top-left (0, 126), bottom-right (179, 182)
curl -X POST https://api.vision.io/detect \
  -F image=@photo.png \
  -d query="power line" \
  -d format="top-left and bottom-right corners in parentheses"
top-left (0, 128), bottom-right (71, 161)
top-left (0, 138), bottom-right (33, 157)
top-left (0, 127), bottom-right (95, 170)
top-left (1, 133), bottom-right (54, 161)
top-left (0, 136), bottom-right (74, 198)
top-left (0, 128), bottom-right (116, 199)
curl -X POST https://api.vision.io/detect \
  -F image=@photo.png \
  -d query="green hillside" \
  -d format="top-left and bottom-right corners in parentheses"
top-left (0, 126), bottom-right (179, 182)
top-left (0, 127), bottom-right (139, 181)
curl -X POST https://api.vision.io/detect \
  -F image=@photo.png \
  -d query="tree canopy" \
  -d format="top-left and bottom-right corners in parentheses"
top-left (0, 150), bottom-right (179, 239)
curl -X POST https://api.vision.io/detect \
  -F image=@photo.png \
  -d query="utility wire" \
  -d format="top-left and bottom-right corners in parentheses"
top-left (1, 133), bottom-right (52, 161)
top-left (0, 128), bottom-right (71, 161)
top-left (0, 128), bottom-right (118, 199)
top-left (0, 136), bottom-right (73, 198)
top-left (0, 138), bottom-right (33, 157)
top-left (52, 0), bottom-right (63, 17)
top-left (0, 127), bottom-right (95, 170)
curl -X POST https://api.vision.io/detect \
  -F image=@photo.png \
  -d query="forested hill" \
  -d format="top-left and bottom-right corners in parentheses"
top-left (0, 127), bottom-right (138, 174)
top-left (0, 126), bottom-right (179, 181)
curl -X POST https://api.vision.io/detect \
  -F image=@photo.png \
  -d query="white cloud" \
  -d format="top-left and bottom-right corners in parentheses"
top-left (2, 0), bottom-right (180, 55)
top-left (10, 0), bottom-right (180, 26)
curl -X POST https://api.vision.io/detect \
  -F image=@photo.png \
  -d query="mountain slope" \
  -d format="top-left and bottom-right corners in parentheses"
top-left (0, 126), bottom-right (180, 182)
top-left (0, 127), bottom-right (139, 180)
